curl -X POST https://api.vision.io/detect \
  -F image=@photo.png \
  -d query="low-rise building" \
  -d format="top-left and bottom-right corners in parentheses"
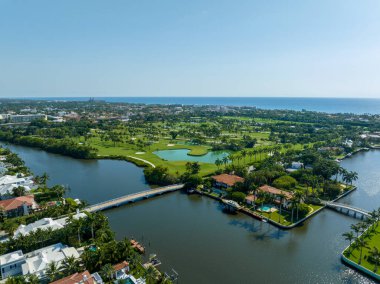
top-left (8, 114), bottom-right (47, 123)
top-left (258, 185), bottom-right (294, 208)
top-left (22, 243), bottom-right (80, 279)
top-left (0, 195), bottom-right (37, 218)
top-left (113, 261), bottom-right (130, 279)
top-left (0, 250), bottom-right (25, 279)
top-left (0, 175), bottom-right (35, 197)
top-left (211, 174), bottom-right (244, 188)
top-left (50, 270), bottom-right (103, 284)
top-left (14, 212), bottom-right (87, 238)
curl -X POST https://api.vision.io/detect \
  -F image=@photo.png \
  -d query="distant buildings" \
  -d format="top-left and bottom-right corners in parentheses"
top-left (286, 162), bottom-right (304, 173)
top-left (0, 114), bottom-right (47, 123)
top-left (0, 243), bottom-right (80, 280)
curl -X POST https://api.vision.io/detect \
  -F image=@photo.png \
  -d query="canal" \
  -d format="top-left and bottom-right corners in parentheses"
top-left (3, 144), bottom-right (379, 284)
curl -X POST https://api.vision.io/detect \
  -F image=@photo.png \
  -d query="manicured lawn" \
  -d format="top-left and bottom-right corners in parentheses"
top-left (253, 204), bottom-right (323, 227)
top-left (75, 136), bottom-right (218, 176)
top-left (345, 222), bottom-right (380, 273)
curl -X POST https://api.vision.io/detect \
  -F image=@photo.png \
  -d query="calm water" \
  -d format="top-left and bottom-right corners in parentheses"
top-left (153, 149), bottom-right (229, 163)
top-left (4, 144), bottom-right (380, 284)
top-left (21, 97), bottom-right (380, 114)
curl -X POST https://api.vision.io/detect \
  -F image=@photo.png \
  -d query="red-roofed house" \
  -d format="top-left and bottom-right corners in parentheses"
top-left (212, 174), bottom-right (244, 188)
top-left (258, 185), bottom-right (294, 208)
top-left (113, 261), bottom-right (130, 279)
top-left (0, 195), bottom-right (37, 218)
top-left (50, 270), bottom-right (103, 284)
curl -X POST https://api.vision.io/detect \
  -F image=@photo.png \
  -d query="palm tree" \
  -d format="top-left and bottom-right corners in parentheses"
top-left (369, 247), bottom-right (380, 273)
top-left (85, 211), bottom-right (96, 239)
top-left (26, 274), bottom-right (39, 284)
top-left (61, 256), bottom-right (80, 276)
top-left (356, 238), bottom-right (369, 264)
top-left (46, 261), bottom-right (61, 282)
top-left (40, 172), bottom-right (49, 186)
top-left (222, 156), bottom-right (229, 168)
top-left (351, 224), bottom-right (361, 239)
top-left (5, 276), bottom-right (26, 284)
top-left (215, 158), bottom-right (222, 169)
top-left (144, 266), bottom-right (159, 284)
top-left (241, 150), bottom-right (247, 163)
top-left (100, 263), bottom-right (115, 281)
top-left (342, 231), bottom-right (355, 255)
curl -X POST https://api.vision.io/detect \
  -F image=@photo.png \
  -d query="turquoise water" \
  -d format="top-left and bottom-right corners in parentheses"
top-left (153, 149), bottom-right (229, 163)
top-left (24, 97), bottom-right (380, 114)
top-left (259, 205), bottom-right (273, 212)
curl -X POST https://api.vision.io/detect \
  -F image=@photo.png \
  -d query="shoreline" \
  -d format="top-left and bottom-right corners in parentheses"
top-left (340, 223), bottom-right (380, 281)
top-left (194, 188), bottom-right (357, 230)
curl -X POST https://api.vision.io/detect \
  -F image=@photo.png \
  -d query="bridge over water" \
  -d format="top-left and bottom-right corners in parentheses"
top-left (86, 184), bottom-right (184, 212)
top-left (323, 201), bottom-right (370, 219)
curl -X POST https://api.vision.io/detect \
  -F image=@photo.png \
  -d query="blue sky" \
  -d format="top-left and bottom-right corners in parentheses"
top-left (1, 0), bottom-right (380, 98)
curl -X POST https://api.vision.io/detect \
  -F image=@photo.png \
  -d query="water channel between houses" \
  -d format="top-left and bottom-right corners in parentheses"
top-left (4, 144), bottom-right (380, 284)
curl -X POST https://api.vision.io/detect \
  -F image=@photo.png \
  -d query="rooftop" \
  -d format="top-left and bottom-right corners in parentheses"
top-left (258, 185), bottom-right (294, 200)
top-left (212, 174), bottom-right (245, 187)
top-left (50, 271), bottom-right (95, 284)
top-left (0, 195), bottom-right (36, 211)
top-left (0, 250), bottom-right (24, 266)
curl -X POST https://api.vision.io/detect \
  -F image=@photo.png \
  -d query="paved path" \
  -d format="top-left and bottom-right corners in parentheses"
top-left (127, 156), bottom-right (155, 168)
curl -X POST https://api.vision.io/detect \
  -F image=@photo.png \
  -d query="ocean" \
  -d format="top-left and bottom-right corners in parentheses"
top-left (12, 97), bottom-right (380, 115)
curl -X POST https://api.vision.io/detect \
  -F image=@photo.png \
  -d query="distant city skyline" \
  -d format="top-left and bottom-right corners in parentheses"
top-left (1, 0), bottom-right (380, 98)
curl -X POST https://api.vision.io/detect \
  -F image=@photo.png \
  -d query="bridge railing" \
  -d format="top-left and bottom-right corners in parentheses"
top-left (325, 202), bottom-right (370, 214)
top-left (86, 184), bottom-right (184, 210)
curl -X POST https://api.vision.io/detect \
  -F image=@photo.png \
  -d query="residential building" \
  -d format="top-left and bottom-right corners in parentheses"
top-left (0, 250), bottom-right (25, 279)
top-left (14, 212), bottom-right (87, 238)
top-left (258, 185), bottom-right (294, 208)
top-left (50, 271), bottom-right (103, 284)
top-left (0, 175), bottom-right (35, 197)
top-left (245, 194), bottom-right (258, 206)
top-left (113, 261), bottom-right (130, 279)
top-left (0, 195), bottom-right (37, 218)
top-left (211, 174), bottom-right (244, 188)
top-left (22, 243), bottom-right (80, 279)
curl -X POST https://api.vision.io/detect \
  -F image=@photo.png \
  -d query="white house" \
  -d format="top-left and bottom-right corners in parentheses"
top-left (0, 243), bottom-right (80, 280)
top-left (14, 212), bottom-right (87, 238)
top-left (0, 250), bottom-right (25, 279)
top-left (22, 243), bottom-right (80, 279)
top-left (0, 175), bottom-right (35, 197)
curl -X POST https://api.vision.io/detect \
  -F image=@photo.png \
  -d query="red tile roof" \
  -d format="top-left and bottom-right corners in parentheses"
top-left (212, 174), bottom-right (244, 187)
top-left (245, 194), bottom-right (258, 202)
top-left (51, 271), bottom-right (93, 284)
top-left (258, 185), bottom-right (293, 200)
top-left (0, 195), bottom-right (35, 211)
top-left (113, 260), bottom-right (129, 272)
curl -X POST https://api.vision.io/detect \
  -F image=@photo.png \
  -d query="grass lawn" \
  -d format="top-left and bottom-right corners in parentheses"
top-left (345, 222), bottom-right (380, 273)
top-left (75, 136), bottom-right (218, 176)
top-left (255, 204), bottom-right (323, 227)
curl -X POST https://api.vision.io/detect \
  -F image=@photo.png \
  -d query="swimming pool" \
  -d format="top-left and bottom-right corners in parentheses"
top-left (258, 205), bottom-right (277, 213)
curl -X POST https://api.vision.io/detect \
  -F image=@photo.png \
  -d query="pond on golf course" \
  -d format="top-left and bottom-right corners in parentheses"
top-left (153, 149), bottom-right (229, 163)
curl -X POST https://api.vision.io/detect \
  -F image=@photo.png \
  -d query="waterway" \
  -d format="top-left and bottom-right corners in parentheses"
top-left (3, 143), bottom-right (379, 284)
